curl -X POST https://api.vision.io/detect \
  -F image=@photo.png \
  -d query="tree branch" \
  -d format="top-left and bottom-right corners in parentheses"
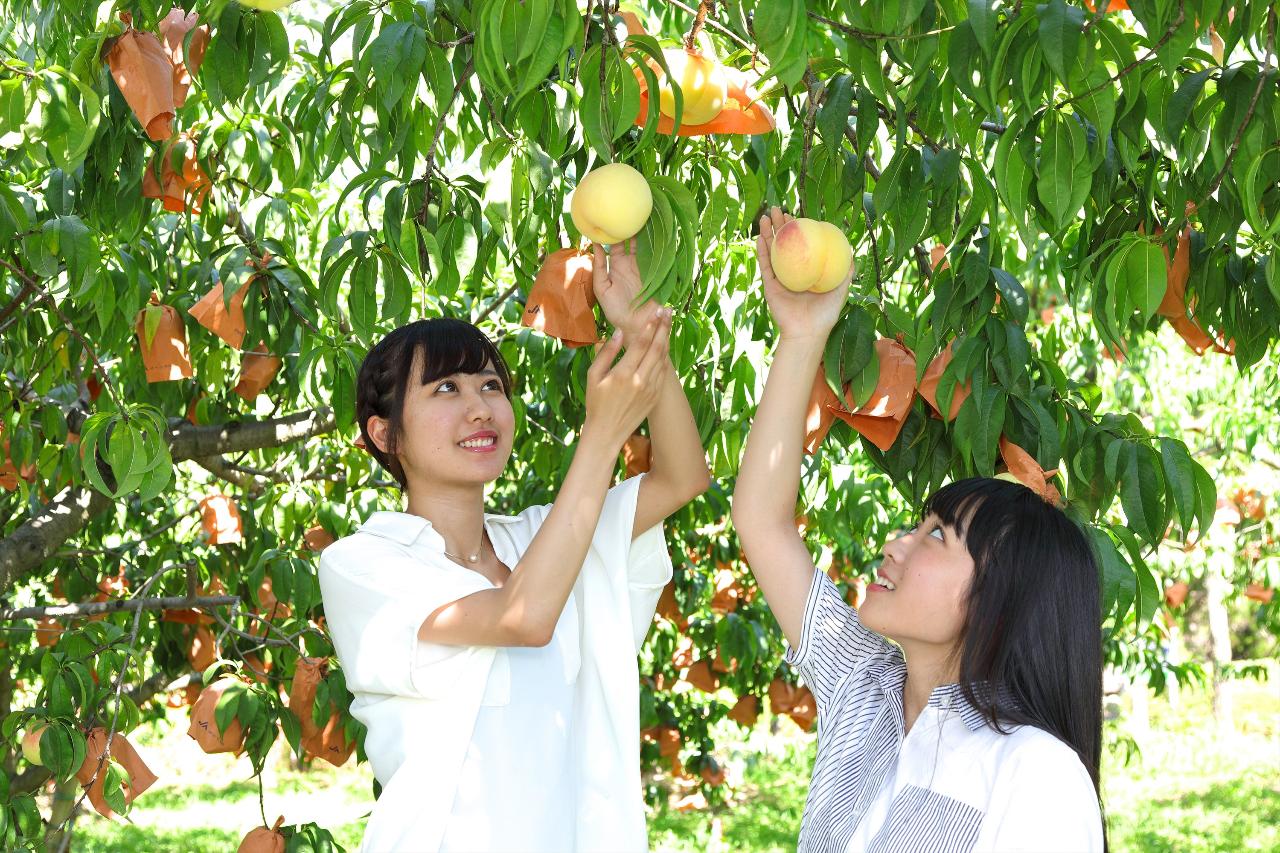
top-left (0, 409), bottom-right (336, 594)
top-left (1203, 7), bottom-right (1276, 199)
top-left (0, 595), bottom-right (238, 621)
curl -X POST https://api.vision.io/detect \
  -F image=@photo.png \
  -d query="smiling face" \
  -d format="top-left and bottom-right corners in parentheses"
top-left (371, 355), bottom-right (516, 491)
top-left (858, 513), bottom-right (977, 653)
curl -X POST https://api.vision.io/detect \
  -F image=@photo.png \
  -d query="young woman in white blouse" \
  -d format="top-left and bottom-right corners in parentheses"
top-left (732, 208), bottom-right (1107, 852)
top-left (318, 243), bottom-right (710, 852)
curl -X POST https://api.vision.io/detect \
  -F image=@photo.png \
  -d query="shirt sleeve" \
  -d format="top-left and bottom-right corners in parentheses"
top-left (783, 567), bottom-right (894, 708)
top-left (598, 473), bottom-right (674, 651)
top-left (318, 541), bottom-right (492, 699)
top-left (975, 737), bottom-right (1105, 852)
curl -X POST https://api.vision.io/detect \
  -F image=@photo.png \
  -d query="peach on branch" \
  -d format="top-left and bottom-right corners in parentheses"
top-left (570, 163), bottom-right (652, 245)
top-left (655, 49), bottom-right (727, 125)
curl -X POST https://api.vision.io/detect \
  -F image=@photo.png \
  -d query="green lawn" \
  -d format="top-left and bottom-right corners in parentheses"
top-left (67, 677), bottom-right (1278, 852)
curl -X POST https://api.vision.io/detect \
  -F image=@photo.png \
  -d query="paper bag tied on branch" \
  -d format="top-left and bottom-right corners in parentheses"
top-left (105, 17), bottom-right (176, 141)
top-left (157, 7), bottom-right (209, 107)
top-left (831, 339), bottom-right (917, 452)
top-left (76, 727), bottom-right (158, 819)
top-left (917, 341), bottom-right (971, 422)
top-left (521, 248), bottom-right (600, 347)
top-left (134, 294), bottom-right (193, 382)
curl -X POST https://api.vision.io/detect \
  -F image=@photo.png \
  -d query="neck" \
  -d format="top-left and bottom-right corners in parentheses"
top-left (403, 479), bottom-right (487, 559)
top-left (900, 641), bottom-right (961, 733)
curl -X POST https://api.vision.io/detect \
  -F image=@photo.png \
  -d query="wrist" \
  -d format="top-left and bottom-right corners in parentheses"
top-left (776, 331), bottom-right (831, 350)
top-left (578, 422), bottom-right (627, 460)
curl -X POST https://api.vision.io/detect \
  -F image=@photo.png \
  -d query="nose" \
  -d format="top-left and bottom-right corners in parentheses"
top-left (881, 528), bottom-right (911, 563)
top-left (464, 387), bottom-right (494, 422)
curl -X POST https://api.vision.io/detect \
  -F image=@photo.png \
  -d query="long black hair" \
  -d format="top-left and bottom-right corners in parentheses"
top-left (924, 478), bottom-right (1106, 834)
top-left (355, 318), bottom-right (513, 489)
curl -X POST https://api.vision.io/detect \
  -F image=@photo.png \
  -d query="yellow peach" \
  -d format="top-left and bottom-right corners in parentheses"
top-left (770, 218), bottom-right (853, 293)
top-left (570, 163), bottom-right (653, 245)
top-left (238, 0), bottom-right (295, 10)
top-left (655, 49), bottom-right (728, 126)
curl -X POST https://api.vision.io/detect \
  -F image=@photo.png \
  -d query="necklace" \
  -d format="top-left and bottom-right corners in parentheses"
top-left (443, 530), bottom-right (486, 564)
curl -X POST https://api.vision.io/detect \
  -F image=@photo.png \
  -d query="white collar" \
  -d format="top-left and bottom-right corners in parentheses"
top-left (358, 510), bottom-right (523, 549)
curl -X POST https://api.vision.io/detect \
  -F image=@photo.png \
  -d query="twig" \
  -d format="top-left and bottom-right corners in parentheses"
top-left (0, 594), bottom-right (239, 621)
top-left (808, 11), bottom-right (956, 42)
top-left (684, 1), bottom-right (714, 51)
top-left (799, 69), bottom-right (821, 218)
top-left (864, 205), bottom-right (885, 304)
top-left (0, 58), bottom-right (34, 78)
top-left (0, 257), bottom-right (126, 414)
top-left (662, 0), bottom-right (755, 54)
top-left (1056, 2), bottom-right (1187, 109)
top-left (0, 277), bottom-right (37, 328)
top-left (416, 59), bottom-right (475, 228)
top-left (1203, 7), bottom-right (1276, 199)
top-left (475, 279), bottom-right (522, 324)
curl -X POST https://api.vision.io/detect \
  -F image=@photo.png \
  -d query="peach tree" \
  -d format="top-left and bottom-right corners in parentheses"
top-left (0, 0), bottom-right (1277, 846)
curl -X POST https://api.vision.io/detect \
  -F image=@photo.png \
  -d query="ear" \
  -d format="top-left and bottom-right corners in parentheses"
top-left (365, 416), bottom-right (392, 455)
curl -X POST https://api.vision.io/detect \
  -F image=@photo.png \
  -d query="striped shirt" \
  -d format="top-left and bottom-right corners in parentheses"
top-left (786, 569), bottom-right (1104, 853)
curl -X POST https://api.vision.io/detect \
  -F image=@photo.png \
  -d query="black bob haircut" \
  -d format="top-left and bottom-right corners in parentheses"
top-left (355, 318), bottom-right (513, 489)
top-left (923, 477), bottom-right (1106, 839)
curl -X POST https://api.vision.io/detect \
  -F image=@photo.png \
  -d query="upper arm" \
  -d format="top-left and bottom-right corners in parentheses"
top-left (632, 469), bottom-right (708, 538)
top-left (728, 516), bottom-right (816, 649)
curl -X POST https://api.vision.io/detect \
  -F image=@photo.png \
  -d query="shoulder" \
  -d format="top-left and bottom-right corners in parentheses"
top-left (318, 530), bottom-right (414, 580)
top-left (989, 725), bottom-right (1095, 790)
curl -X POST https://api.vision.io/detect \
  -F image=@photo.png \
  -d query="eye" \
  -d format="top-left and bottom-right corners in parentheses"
top-left (435, 380), bottom-right (457, 393)
top-left (929, 526), bottom-right (945, 542)
top-left (482, 379), bottom-right (502, 392)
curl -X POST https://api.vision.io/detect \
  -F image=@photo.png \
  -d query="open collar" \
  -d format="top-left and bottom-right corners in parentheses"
top-left (358, 509), bottom-right (525, 550)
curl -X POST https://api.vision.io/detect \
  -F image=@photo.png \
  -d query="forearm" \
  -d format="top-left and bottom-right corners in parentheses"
top-left (645, 364), bottom-right (711, 494)
top-left (732, 335), bottom-right (826, 532)
top-left (498, 431), bottom-right (618, 641)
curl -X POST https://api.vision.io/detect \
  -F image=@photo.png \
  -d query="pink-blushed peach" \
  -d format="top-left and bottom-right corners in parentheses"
top-left (770, 218), bottom-right (853, 293)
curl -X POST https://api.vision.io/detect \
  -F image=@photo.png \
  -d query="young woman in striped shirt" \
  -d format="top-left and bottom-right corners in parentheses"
top-left (732, 207), bottom-right (1106, 852)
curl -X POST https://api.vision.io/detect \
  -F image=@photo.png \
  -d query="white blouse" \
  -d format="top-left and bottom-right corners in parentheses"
top-left (786, 568), bottom-right (1104, 853)
top-left (439, 594), bottom-right (579, 852)
top-left (317, 475), bottom-right (671, 852)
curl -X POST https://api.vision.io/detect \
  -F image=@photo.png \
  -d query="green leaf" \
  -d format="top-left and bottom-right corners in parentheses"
top-left (1036, 0), bottom-right (1084, 84)
top-left (1119, 442), bottom-right (1167, 546)
top-left (1158, 437), bottom-right (1195, 534)
top-left (1120, 237), bottom-right (1167, 325)
top-left (968, 0), bottom-right (997, 56)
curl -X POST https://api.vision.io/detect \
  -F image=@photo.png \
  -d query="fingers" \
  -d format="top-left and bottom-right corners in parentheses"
top-left (758, 213), bottom-right (774, 244)
top-left (587, 328), bottom-right (624, 381)
top-left (592, 243), bottom-right (608, 290)
top-left (635, 307), bottom-right (673, 377)
top-left (616, 313), bottom-right (662, 372)
top-left (769, 205), bottom-right (788, 233)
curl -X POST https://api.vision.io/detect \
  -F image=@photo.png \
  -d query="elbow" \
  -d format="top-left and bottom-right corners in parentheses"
top-left (509, 621), bottom-right (555, 648)
top-left (688, 465), bottom-right (712, 501)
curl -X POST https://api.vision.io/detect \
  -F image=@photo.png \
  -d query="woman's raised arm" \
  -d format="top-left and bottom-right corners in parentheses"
top-left (730, 208), bottom-right (854, 649)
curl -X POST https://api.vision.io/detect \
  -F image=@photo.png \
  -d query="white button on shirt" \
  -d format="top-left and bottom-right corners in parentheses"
top-left (318, 475), bottom-right (672, 852)
top-left (786, 569), bottom-right (1104, 853)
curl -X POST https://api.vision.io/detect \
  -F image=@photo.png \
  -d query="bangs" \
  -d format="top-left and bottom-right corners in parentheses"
top-left (406, 319), bottom-right (513, 397)
top-left (923, 478), bottom-right (1031, 559)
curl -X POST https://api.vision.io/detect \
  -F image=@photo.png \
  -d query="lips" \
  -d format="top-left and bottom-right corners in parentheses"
top-left (457, 431), bottom-right (498, 451)
top-left (868, 572), bottom-right (897, 593)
